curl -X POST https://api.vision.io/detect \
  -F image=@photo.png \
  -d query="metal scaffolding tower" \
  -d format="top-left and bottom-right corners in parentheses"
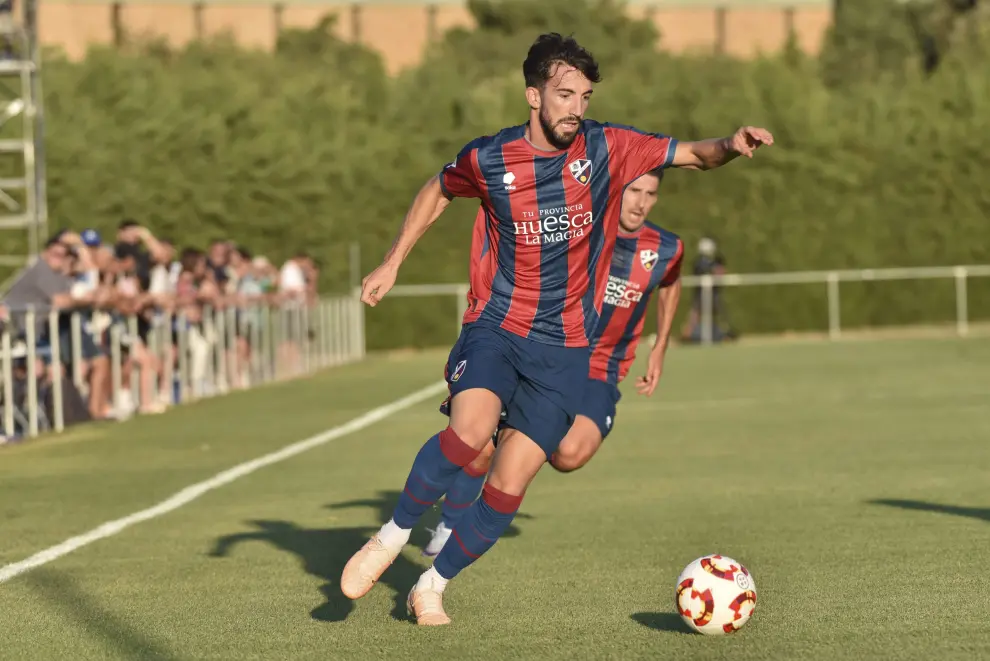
top-left (0, 0), bottom-right (45, 272)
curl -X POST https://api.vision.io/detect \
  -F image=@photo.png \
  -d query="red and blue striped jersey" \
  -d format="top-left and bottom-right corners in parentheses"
top-left (441, 120), bottom-right (678, 347)
top-left (589, 221), bottom-right (683, 384)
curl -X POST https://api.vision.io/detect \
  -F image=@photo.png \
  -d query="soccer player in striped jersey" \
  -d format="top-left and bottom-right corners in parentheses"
top-left (566, 168), bottom-right (683, 465)
top-left (343, 32), bottom-right (773, 625)
top-left (425, 167), bottom-right (682, 555)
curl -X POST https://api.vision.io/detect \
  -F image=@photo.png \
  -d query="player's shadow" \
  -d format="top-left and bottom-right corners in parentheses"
top-left (630, 611), bottom-right (694, 635)
top-left (208, 489), bottom-right (534, 623)
top-left (868, 499), bottom-right (990, 524)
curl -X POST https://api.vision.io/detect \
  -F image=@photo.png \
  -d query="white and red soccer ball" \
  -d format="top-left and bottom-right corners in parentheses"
top-left (675, 554), bottom-right (757, 635)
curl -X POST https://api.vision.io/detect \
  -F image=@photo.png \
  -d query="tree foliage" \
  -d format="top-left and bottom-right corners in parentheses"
top-left (13, 0), bottom-right (990, 347)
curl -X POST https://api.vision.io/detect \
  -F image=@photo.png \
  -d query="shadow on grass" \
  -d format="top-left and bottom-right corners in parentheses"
top-left (868, 499), bottom-right (990, 524)
top-left (24, 570), bottom-right (183, 660)
top-left (209, 489), bottom-right (533, 623)
top-left (210, 516), bottom-right (422, 623)
top-left (631, 611), bottom-right (694, 634)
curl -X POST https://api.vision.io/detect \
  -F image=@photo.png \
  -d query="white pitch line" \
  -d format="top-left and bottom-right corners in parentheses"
top-left (0, 380), bottom-right (448, 585)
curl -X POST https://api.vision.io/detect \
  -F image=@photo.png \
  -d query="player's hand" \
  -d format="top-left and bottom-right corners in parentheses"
top-left (730, 126), bottom-right (774, 158)
top-left (360, 262), bottom-right (399, 307)
top-left (636, 349), bottom-right (665, 397)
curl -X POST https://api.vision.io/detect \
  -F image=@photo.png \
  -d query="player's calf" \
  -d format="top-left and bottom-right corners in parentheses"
top-left (392, 389), bottom-right (501, 531)
top-left (425, 439), bottom-right (496, 557)
top-left (342, 391), bottom-right (501, 600)
top-left (341, 425), bottom-right (481, 599)
top-left (432, 430), bottom-right (542, 573)
top-left (413, 482), bottom-right (524, 625)
top-left (408, 430), bottom-right (546, 624)
top-left (549, 415), bottom-right (604, 472)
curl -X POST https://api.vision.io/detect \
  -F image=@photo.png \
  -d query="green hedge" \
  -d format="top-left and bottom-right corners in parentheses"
top-left (12, 1), bottom-right (990, 348)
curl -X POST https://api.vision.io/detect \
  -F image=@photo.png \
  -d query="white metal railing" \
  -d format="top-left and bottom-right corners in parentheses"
top-left (0, 296), bottom-right (364, 443)
top-left (388, 264), bottom-right (990, 345)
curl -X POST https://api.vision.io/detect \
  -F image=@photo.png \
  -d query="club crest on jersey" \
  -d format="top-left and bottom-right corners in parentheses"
top-left (451, 360), bottom-right (467, 382)
top-left (640, 249), bottom-right (659, 272)
top-left (568, 159), bottom-right (592, 185)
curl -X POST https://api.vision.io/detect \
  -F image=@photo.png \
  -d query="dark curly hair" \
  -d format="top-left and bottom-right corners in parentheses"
top-left (523, 33), bottom-right (601, 89)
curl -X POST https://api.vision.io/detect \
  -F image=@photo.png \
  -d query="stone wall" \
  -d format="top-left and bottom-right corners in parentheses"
top-left (41, 2), bottom-right (832, 72)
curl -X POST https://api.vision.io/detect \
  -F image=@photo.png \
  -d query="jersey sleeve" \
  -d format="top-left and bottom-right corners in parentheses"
top-left (438, 140), bottom-right (485, 200)
top-left (660, 239), bottom-right (684, 287)
top-left (603, 123), bottom-right (679, 185)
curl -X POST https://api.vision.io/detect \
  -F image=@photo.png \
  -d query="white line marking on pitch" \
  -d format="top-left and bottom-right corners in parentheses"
top-left (0, 380), bottom-right (448, 585)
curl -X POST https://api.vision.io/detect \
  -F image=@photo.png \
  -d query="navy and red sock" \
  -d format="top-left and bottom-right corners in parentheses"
top-left (392, 427), bottom-right (480, 529)
top-left (433, 483), bottom-right (523, 579)
top-left (440, 463), bottom-right (487, 529)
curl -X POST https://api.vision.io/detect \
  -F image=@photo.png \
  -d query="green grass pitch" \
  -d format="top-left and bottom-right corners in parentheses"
top-left (1, 337), bottom-right (989, 660)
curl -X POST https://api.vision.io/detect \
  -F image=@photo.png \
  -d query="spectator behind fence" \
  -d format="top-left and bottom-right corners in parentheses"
top-left (61, 230), bottom-right (114, 419)
top-left (147, 238), bottom-right (177, 302)
top-left (207, 239), bottom-right (232, 290)
top-left (229, 247), bottom-right (263, 388)
top-left (1, 224), bottom-right (324, 433)
top-left (112, 242), bottom-right (166, 415)
top-left (3, 235), bottom-right (112, 420)
top-left (116, 219), bottom-right (171, 280)
top-left (278, 251), bottom-right (311, 377)
top-left (681, 236), bottom-right (736, 343)
top-left (175, 248), bottom-right (223, 396)
top-left (303, 256), bottom-right (321, 307)
top-left (4, 236), bottom-right (72, 335)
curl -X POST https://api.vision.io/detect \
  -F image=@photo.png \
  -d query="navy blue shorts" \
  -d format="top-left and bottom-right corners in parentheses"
top-left (439, 323), bottom-right (590, 458)
top-left (577, 377), bottom-right (622, 440)
top-left (482, 376), bottom-right (622, 446)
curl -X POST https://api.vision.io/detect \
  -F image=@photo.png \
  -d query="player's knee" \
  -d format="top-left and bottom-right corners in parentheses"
top-left (449, 423), bottom-right (497, 449)
top-left (466, 439), bottom-right (495, 475)
top-left (449, 390), bottom-right (502, 449)
top-left (448, 413), bottom-right (497, 448)
top-left (550, 446), bottom-right (592, 472)
top-left (550, 418), bottom-right (602, 472)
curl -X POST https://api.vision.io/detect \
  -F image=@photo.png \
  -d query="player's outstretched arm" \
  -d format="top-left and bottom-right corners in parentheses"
top-left (671, 126), bottom-right (774, 171)
top-left (361, 176), bottom-right (451, 307)
top-left (637, 279), bottom-right (682, 397)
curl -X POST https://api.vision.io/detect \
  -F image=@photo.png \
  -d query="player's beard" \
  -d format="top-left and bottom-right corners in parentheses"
top-left (539, 107), bottom-right (580, 150)
top-left (619, 212), bottom-right (646, 233)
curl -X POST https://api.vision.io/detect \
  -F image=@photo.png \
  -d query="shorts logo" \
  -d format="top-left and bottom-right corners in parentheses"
top-left (568, 159), bottom-right (592, 185)
top-left (451, 360), bottom-right (467, 382)
top-left (640, 249), bottom-right (659, 272)
top-left (605, 415), bottom-right (612, 429)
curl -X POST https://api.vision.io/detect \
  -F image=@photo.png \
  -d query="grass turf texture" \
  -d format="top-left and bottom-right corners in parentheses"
top-left (1, 337), bottom-right (989, 660)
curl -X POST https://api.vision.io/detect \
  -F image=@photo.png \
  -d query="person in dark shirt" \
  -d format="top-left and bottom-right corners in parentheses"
top-left (115, 220), bottom-right (171, 283)
top-left (207, 239), bottom-right (232, 289)
top-left (682, 236), bottom-right (735, 342)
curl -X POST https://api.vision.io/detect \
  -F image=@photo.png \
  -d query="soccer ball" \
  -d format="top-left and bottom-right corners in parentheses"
top-left (675, 554), bottom-right (757, 635)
